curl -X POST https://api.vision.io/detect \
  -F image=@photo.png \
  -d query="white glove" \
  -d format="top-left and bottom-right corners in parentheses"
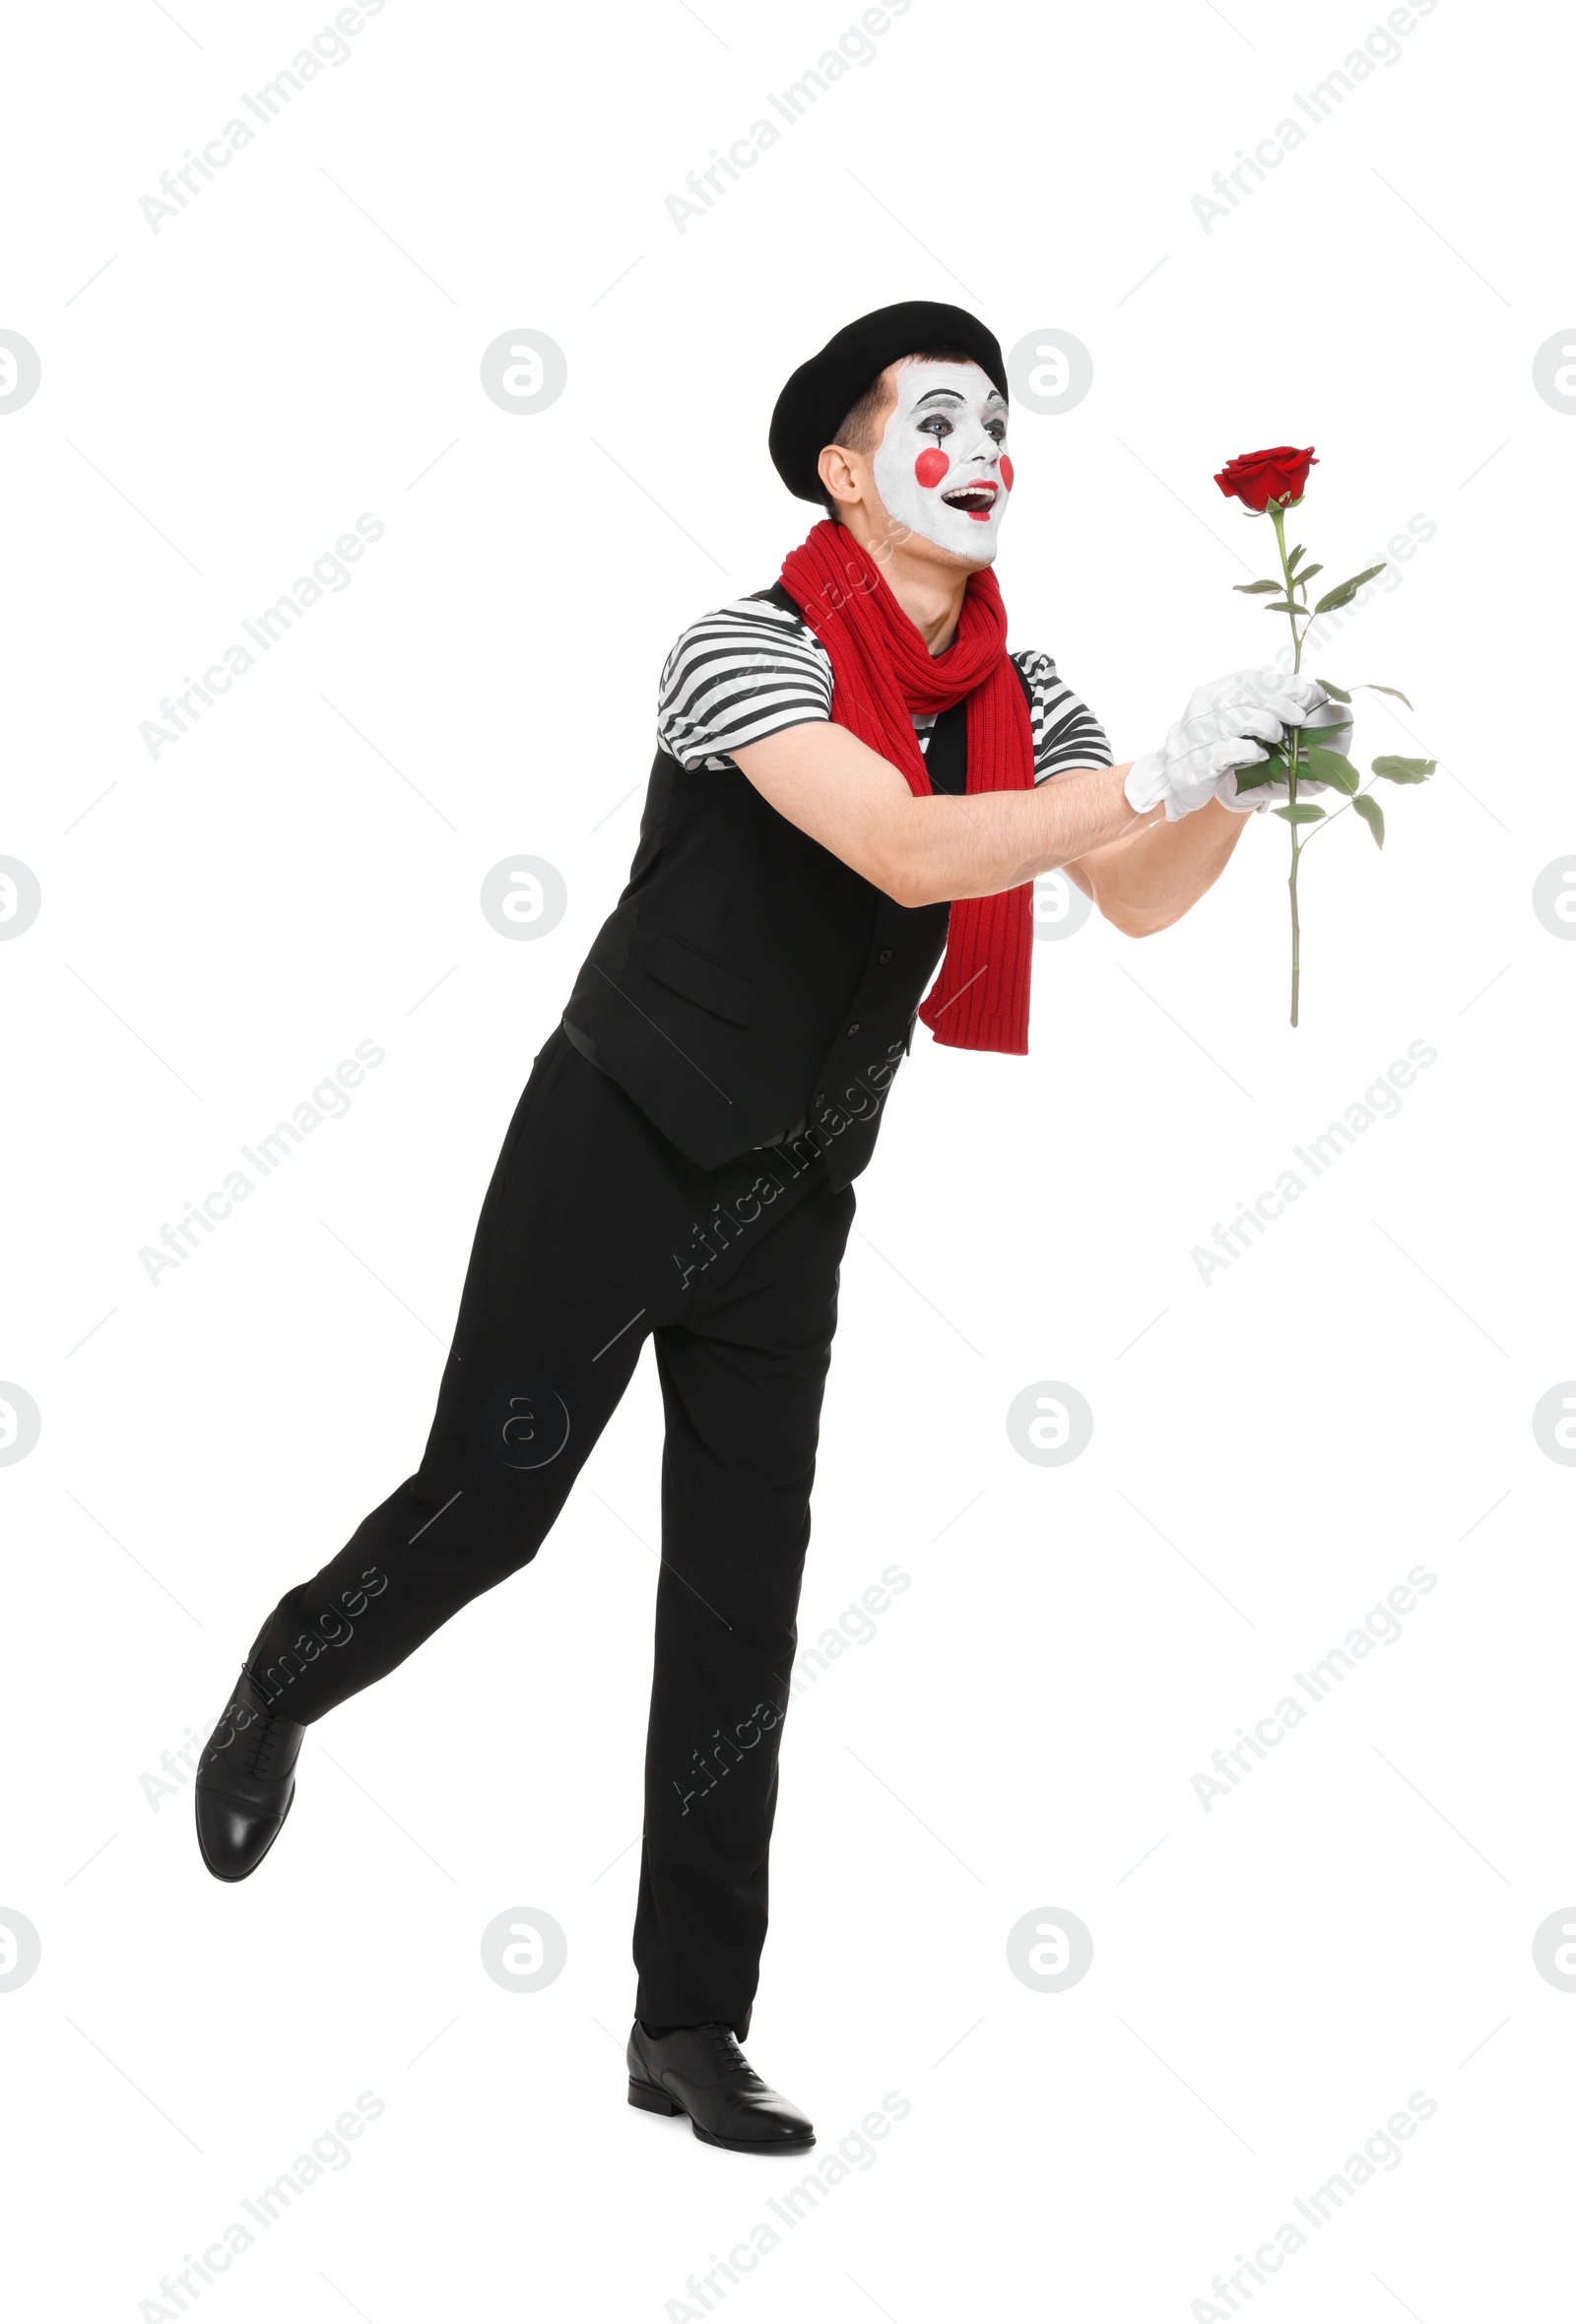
top-left (1217, 705), bottom-right (1353, 815)
top-left (1125, 670), bottom-right (1331, 823)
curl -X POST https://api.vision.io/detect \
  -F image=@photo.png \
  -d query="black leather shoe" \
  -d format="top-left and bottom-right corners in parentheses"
top-left (194, 1668), bottom-right (305, 1882)
top-left (626, 2021), bottom-right (815, 2153)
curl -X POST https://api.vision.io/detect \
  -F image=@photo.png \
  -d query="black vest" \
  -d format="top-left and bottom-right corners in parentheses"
top-left (562, 585), bottom-right (1029, 1191)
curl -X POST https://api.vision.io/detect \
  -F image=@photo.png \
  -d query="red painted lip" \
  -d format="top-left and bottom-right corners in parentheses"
top-left (940, 479), bottom-right (999, 520)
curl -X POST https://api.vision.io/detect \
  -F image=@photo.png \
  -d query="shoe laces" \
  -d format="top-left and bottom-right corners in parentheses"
top-left (214, 1689), bottom-right (296, 1779)
top-left (706, 2025), bottom-right (755, 2080)
top-left (250, 1716), bottom-right (294, 1779)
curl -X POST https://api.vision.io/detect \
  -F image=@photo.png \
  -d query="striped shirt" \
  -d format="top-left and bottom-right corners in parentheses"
top-left (657, 592), bottom-right (1112, 782)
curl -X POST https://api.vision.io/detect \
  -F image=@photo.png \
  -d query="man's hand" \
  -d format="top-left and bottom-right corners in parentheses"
top-left (1216, 704), bottom-right (1354, 814)
top-left (1062, 683), bottom-right (1348, 934)
top-left (1125, 669), bottom-right (1332, 822)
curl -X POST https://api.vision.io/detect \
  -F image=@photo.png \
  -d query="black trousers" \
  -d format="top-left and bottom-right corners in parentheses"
top-left (244, 1027), bottom-right (856, 2035)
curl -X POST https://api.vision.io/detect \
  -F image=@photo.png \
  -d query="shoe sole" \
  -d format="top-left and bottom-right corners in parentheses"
top-left (195, 1780), bottom-right (296, 1884)
top-left (627, 2075), bottom-right (815, 2154)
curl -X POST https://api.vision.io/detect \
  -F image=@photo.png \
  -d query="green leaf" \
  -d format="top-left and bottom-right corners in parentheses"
top-left (1352, 793), bottom-right (1385, 849)
top-left (1274, 803), bottom-right (1327, 823)
top-left (1232, 579), bottom-right (1281, 594)
top-left (1296, 563), bottom-right (1324, 585)
top-left (1358, 682), bottom-right (1413, 710)
top-left (1313, 564), bottom-right (1387, 615)
top-left (1302, 746), bottom-right (1360, 794)
top-left (1286, 544), bottom-right (1305, 571)
top-left (1370, 755), bottom-right (1436, 783)
top-left (1265, 599), bottom-right (1308, 616)
top-left (1230, 762), bottom-right (1273, 790)
top-left (1314, 677), bottom-right (1352, 702)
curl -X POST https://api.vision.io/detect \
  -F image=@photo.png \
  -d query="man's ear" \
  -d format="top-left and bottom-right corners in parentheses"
top-left (817, 441), bottom-right (862, 510)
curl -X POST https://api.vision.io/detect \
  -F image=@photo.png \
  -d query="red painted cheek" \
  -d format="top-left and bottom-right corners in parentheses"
top-left (913, 448), bottom-right (950, 490)
top-left (1000, 454), bottom-right (1014, 492)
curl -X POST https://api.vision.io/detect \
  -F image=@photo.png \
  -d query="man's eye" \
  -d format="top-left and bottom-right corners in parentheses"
top-left (986, 419), bottom-right (1007, 443)
top-left (917, 415), bottom-right (953, 440)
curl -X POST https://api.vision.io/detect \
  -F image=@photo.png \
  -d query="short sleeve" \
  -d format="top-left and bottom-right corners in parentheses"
top-left (657, 596), bottom-right (833, 771)
top-left (1012, 649), bottom-right (1113, 783)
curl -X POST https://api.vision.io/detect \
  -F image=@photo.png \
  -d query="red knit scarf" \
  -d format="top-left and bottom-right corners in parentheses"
top-left (779, 519), bottom-right (1035, 1055)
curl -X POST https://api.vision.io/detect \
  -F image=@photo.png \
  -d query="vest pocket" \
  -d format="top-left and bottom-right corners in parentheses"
top-left (647, 930), bottom-right (762, 1027)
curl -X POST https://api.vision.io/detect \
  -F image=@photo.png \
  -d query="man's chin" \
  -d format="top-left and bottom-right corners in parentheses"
top-left (915, 524), bottom-right (1000, 570)
top-left (860, 507), bottom-right (1004, 574)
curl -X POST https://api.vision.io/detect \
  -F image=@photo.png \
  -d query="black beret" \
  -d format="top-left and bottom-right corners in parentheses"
top-left (768, 299), bottom-right (1008, 505)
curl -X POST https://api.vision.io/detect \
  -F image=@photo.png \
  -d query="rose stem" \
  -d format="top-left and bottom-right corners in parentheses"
top-left (1269, 498), bottom-right (1304, 1028)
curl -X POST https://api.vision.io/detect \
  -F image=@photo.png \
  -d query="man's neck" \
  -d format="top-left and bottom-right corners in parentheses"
top-left (881, 552), bottom-right (971, 656)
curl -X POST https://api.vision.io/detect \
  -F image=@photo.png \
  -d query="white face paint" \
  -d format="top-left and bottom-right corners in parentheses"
top-left (870, 359), bottom-right (1013, 563)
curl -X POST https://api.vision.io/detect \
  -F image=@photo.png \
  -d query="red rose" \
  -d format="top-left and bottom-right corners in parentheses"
top-left (1214, 445), bottom-right (1318, 512)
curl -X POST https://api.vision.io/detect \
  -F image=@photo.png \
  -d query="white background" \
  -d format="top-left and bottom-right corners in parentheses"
top-left (4, 0), bottom-right (1574, 2316)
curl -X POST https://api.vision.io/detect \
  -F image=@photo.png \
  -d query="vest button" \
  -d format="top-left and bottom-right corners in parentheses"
top-left (878, 949), bottom-right (892, 964)
top-left (846, 1024), bottom-right (861, 1037)
top-left (814, 1093), bottom-right (824, 1108)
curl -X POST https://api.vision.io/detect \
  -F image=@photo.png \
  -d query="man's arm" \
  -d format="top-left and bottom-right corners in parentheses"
top-left (729, 721), bottom-right (1161, 911)
top-left (1061, 797), bottom-right (1251, 937)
